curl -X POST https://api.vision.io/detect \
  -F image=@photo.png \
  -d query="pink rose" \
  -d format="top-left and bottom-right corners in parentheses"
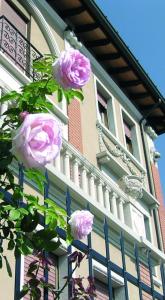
top-left (19, 111), bottom-right (29, 121)
top-left (69, 210), bottom-right (94, 240)
top-left (11, 113), bottom-right (62, 168)
top-left (52, 49), bottom-right (91, 89)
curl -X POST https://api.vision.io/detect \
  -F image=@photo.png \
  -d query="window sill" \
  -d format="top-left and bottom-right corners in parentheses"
top-left (140, 236), bottom-right (165, 265)
top-left (93, 260), bottom-right (124, 287)
top-left (153, 276), bottom-right (162, 288)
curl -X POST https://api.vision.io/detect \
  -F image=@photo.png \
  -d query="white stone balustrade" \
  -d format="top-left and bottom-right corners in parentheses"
top-left (81, 165), bottom-right (88, 194)
top-left (97, 179), bottom-right (104, 206)
top-left (118, 198), bottom-right (125, 223)
top-left (51, 139), bottom-right (127, 224)
top-left (72, 158), bottom-right (80, 187)
top-left (110, 192), bottom-right (118, 218)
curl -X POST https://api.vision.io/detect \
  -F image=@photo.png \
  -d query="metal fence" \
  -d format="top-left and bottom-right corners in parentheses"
top-left (3, 166), bottom-right (165, 300)
top-left (0, 15), bottom-right (42, 80)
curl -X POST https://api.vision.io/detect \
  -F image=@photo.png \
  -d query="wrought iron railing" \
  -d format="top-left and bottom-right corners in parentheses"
top-left (0, 15), bottom-right (42, 80)
top-left (3, 165), bottom-right (165, 300)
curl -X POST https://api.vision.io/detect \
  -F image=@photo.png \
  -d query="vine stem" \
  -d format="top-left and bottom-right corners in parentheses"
top-left (54, 253), bottom-right (86, 300)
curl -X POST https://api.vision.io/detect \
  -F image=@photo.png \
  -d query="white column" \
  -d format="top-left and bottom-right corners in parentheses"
top-left (72, 158), bottom-right (80, 186)
top-left (54, 152), bottom-right (61, 171)
top-left (63, 150), bottom-right (71, 179)
top-left (81, 166), bottom-right (88, 193)
top-left (118, 198), bottom-right (125, 223)
top-left (110, 192), bottom-right (118, 218)
top-left (89, 173), bottom-right (96, 200)
top-left (104, 186), bottom-right (111, 211)
top-left (97, 179), bottom-right (104, 206)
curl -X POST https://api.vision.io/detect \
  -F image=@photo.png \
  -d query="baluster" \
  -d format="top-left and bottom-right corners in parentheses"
top-left (110, 192), bottom-right (118, 218)
top-left (72, 158), bottom-right (80, 186)
top-left (81, 165), bottom-right (88, 193)
top-left (63, 149), bottom-right (71, 179)
top-left (104, 185), bottom-right (111, 211)
top-left (97, 179), bottom-right (104, 206)
top-left (89, 173), bottom-right (96, 200)
top-left (54, 151), bottom-right (61, 171)
top-left (118, 198), bottom-right (125, 223)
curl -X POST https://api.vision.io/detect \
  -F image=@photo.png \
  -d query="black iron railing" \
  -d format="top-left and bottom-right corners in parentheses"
top-left (3, 165), bottom-right (165, 300)
top-left (0, 15), bottom-right (42, 80)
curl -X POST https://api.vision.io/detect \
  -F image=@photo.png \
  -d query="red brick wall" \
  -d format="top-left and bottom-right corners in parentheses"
top-left (95, 279), bottom-right (109, 300)
top-left (151, 163), bottom-right (165, 250)
top-left (24, 254), bottom-right (57, 299)
top-left (140, 263), bottom-right (152, 300)
top-left (68, 99), bottom-right (83, 153)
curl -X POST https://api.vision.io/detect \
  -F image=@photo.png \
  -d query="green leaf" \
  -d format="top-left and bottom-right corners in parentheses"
top-left (0, 256), bottom-right (2, 269)
top-left (4, 256), bottom-right (12, 277)
top-left (45, 199), bottom-right (67, 216)
top-left (43, 240), bottom-right (61, 252)
top-left (20, 212), bottom-right (39, 232)
top-left (9, 209), bottom-right (21, 221)
top-left (71, 90), bottom-right (84, 101)
top-left (2, 227), bottom-right (10, 238)
top-left (0, 91), bottom-right (20, 103)
top-left (35, 228), bottom-right (57, 241)
top-left (25, 169), bottom-right (46, 193)
top-left (8, 240), bottom-right (15, 250)
top-left (19, 285), bottom-right (29, 299)
top-left (2, 107), bottom-right (21, 116)
top-left (18, 208), bottom-right (29, 215)
top-left (57, 88), bottom-right (63, 102)
top-left (66, 225), bottom-right (74, 245)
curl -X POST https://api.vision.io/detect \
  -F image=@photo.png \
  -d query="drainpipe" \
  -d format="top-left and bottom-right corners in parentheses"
top-left (140, 99), bottom-right (164, 251)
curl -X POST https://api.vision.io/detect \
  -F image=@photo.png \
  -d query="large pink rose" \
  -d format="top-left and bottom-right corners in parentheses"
top-left (69, 210), bottom-right (94, 240)
top-left (11, 113), bottom-right (62, 168)
top-left (52, 49), bottom-right (91, 89)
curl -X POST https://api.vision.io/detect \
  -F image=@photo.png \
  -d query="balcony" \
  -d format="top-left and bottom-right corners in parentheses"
top-left (0, 15), bottom-right (42, 80)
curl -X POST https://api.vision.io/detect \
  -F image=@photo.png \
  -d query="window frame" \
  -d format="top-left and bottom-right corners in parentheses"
top-left (95, 76), bottom-right (118, 138)
top-left (93, 260), bottom-right (125, 300)
top-left (120, 107), bottom-right (141, 162)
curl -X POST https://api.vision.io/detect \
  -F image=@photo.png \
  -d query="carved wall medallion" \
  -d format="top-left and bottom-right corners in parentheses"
top-left (119, 175), bottom-right (143, 199)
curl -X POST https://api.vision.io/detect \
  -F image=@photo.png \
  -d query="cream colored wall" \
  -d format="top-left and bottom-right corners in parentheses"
top-left (0, 243), bottom-right (16, 300)
top-left (81, 74), bottom-right (100, 166)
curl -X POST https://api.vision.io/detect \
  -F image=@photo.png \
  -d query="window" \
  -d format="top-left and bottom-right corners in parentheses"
top-left (123, 120), bottom-right (133, 154)
top-left (96, 80), bottom-right (116, 136)
top-left (98, 92), bottom-right (109, 129)
top-left (95, 279), bottom-right (115, 299)
top-left (144, 215), bottom-right (152, 242)
top-left (122, 111), bottom-right (140, 161)
top-left (131, 206), bottom-right (146, 237)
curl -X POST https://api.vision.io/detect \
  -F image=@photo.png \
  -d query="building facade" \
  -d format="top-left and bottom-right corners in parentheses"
top-left (0, 0), bottom-right (165, 299)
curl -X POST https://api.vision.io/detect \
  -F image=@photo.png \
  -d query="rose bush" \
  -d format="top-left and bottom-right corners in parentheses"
top-left (69, 210), bottom-right (94, 240)
top-left (0, 52), bottom-right (94, 300)
top-left (52, 49), bottom-right (91, 89)
top-left (11, 113), bottom-right (62, 168)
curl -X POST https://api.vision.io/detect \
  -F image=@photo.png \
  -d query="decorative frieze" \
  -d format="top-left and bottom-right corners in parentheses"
top-left (145, 126), bottom-right (157, 140)
top-left (96, 122), bottom-right (146, 180)
top-left (119, 175), bottom-right (143, 200)
top-left (64, 30), bottom-right (82, 49)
